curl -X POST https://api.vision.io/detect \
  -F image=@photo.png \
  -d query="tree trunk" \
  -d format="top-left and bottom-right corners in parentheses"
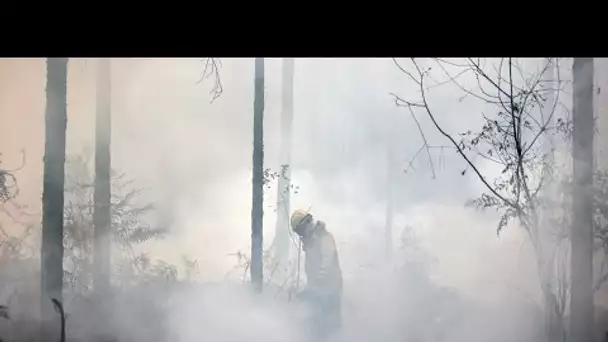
top-left (251, 58), bottom-right (265, 292)
top-left (93, 58), bottom-right (112, 296)
top-left (385, 108), bottom-right (395, 260)
top-left (272, 58), bottom-right (295, 265)
top-left (570, 57), bottom-right (595, 342)
top-left (538, 58), bottom-right (566, 342)
top-left (40, 57), bottom-right (68, 338)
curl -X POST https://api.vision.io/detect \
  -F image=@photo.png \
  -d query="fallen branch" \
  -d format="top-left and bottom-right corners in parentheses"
top-left (51, 298), bottom-right (65, 342)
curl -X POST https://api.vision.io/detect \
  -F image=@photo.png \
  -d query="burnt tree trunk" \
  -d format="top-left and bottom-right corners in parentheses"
top-left (385, 104), bottom-right (396, 260)
top-left (570, 57), bottom-right (595, 342)
top-left (93, 58), bottom-right (112, 295)
top-left (40, 57), bottom-right (68, 338)
top-left (272, 58), bottom-right (295, 265)
top-left (251, 57), bottom-right (265, 292)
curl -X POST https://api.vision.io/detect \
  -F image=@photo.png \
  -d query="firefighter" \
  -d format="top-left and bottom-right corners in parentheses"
top-left (290, 209), bottom-right (343, 339)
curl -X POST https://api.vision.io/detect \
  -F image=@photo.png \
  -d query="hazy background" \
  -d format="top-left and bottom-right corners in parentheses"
top-left (0, 57), bottom-right (576, 340)
top-left (0, 57), bottom-right (540, 295)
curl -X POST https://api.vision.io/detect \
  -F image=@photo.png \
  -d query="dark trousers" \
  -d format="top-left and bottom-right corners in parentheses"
top-left (304, 292), bottom-right (342, 340)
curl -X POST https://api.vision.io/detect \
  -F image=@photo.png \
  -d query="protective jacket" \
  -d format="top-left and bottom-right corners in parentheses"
top-left (297, 219), bottom-right (343, 339)
top-left (302, 220), bottom-right (343, 297)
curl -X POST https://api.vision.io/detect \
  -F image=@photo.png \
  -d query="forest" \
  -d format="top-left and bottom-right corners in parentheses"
top-left (0, 57), bottom-right (606, 342)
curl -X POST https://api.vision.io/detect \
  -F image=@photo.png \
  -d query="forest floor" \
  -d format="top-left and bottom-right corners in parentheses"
top-left (0, 274), bottom-right (548, 342)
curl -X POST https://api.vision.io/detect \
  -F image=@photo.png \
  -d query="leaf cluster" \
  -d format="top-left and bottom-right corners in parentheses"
top-left (62, 153), bottom-right (166, 291)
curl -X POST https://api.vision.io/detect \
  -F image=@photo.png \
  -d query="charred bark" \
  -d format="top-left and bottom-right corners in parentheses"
top-left (41, 57), bottom-right (68, 338)
top-left (570, 57), bottom-right (595, 342)
top-left (251, 58), bottom-right (265, 292)
top-left (93, 58), bottom-right (112, 295)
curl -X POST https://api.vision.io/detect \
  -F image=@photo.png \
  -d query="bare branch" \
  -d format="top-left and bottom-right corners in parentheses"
top-left (433, 59), bottom-right (503, 105)
top-left (406, 106), bottom-right (436, 179)
top-left (197, 58), bottom-right (224, 103)
top-left (434, 58), bottom-right (469, 68)
top-left (392, 58), bottom-right (420, 85)
top-left (391, 96), bottom-right (424, 108)
top-left (0, 150), bottom-right (25, 203)
top-left (468, 58), bottom-right (511, 99)
top-left (523, 59), bottom-right (562, 158)
top-left (403, 145), bottom-right (452, 175)
top-left (409, 58), bottom-right (515, 208)
top-left (0, 150), bottom-right (26, 173)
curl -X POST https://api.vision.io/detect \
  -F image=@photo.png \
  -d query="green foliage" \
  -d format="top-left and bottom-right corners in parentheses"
top-left (263, 165), bottom-right (299, 193)
top-left (62, 152), bottom-right (167, 292)
top-left (393, 58), bottom-right (571, 340)
top-left (394, 58), bottom-right (569, 238)
top-left (264, 165), bottom-right (300, 217)
top-left (459, 92), bottom-right (564, 236)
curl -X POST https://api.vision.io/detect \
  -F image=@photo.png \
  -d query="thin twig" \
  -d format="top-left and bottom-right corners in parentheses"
top-left (197, 58), bottom-right (224, 103)
top-left (51, 298), bottom-right (66, 342)
top-left (406, 106), bottom-right (436, 179)
top-left (392, 58), bottom-right (420, 85)
top-left (411, 58), bottom-right (515, 207)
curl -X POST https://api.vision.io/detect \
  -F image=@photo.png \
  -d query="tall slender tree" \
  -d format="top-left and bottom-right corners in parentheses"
top-left (40, 57), bottom-right (68, 336)
top-left (385, 107), bottom-right (396, 260)
top-left (272, 58), bottom-right (295, 265)
top-left (384, 58), bottom-right (401, 260)
top-left (391, 58), bottom-right (569, 341)
top-left (570, 57), bottom-right (595, 342)
top-left (251, 58), bottom-right (265, 292)
top-left (93, 58), bottom-right (112, 295)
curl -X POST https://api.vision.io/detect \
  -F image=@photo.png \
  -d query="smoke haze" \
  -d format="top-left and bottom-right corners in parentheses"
top-left (1, 57), bottom-right (604, 342)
